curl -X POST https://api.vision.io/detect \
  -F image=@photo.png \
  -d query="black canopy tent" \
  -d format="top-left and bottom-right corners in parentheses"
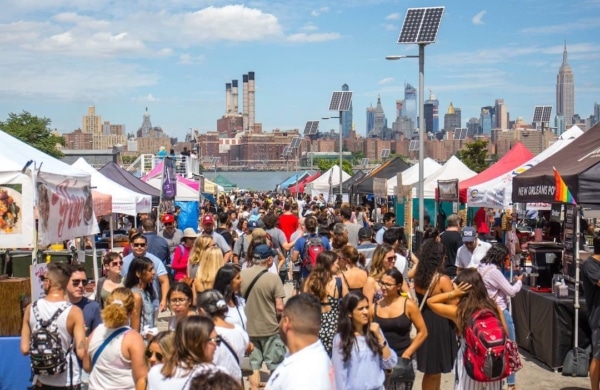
top-left (352, 156), bottom-right (411, 194)
top-left (512, 123), bottom-right (600, 209)
top-left (99, 161), bottom-right (161, 205)
top-left (342, 170), bottom-right (367, 193)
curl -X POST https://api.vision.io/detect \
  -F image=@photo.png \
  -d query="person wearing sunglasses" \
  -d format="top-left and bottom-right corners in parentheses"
top-left (363, 243), bottom-right (397, 309)
top-left (84, 288), bottom-right (148, 390)
top-left (95, 252), bottom-right (124, 309)
top-left (147, 316), bottom-right (226, 390)
top-left (67, 264), bottom-right (102, 337)
top-left (146, 331), bottom-right (175, 368)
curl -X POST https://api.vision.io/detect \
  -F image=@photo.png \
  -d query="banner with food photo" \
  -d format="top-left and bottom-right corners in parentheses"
top-left (36, 172), bottom-right (99, 246)
top-left (0, 172), bottom-right (35, 248)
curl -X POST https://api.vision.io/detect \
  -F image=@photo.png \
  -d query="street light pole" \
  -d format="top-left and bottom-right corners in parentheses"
top-left (418, 44), bottom-right (425, 232)
top-left (338, 112), bottom-right (343, 198)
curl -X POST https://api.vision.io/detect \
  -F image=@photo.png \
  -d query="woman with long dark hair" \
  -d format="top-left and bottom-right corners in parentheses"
top-left (478, 244), bottom-right (523, 390)
top-left (427, 268), bottom-right (505, 389)
top-left (213, 264), bottom-right (247, 329)
top-left (412, 239), bottom-right (457, 390)
top-left (147, 316), bottom-right (224, 390)
top-left (303, 250), bottom-right (348, 355)
top-left (167, 282), bottom-right (196, 331)
top-left (332, 291), bottom-right (397, 390)
top-left (124, 257), bottom-right (156, 335)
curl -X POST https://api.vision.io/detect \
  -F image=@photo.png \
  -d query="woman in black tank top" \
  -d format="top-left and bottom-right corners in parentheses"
top-left (373, 268), bottom-right (427, 390)
top-left (339, 245), bottom-right (368, 294)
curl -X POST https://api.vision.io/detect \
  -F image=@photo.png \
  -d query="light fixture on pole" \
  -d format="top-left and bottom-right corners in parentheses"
top-left (387, 6), bottom-right (444, 232)
top-left (328, 91), bottom-right (353, 199)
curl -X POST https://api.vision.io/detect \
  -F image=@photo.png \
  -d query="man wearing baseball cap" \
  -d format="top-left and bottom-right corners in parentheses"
top-left (158, 213), bottom-right (183, 255)
top-left (199, 213), bottom-right (232, 263)
top-left (455, 226), bottom-right (491, 273)
top-left (240, 244), bottom-right (286, 389)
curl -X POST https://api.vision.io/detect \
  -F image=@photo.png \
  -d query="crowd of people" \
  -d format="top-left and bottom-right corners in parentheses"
top-left (22, 191), bottom-right (549, 390)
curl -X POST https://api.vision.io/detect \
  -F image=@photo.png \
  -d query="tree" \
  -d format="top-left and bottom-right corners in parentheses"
top-left (351, 150), bottom-right (364, 164)
top-left (0, 111), bottom-right (65, 158)
top-left (315, 158), bottom-right (354, 175)
top-left (455, 140), bottom-right (489, 173)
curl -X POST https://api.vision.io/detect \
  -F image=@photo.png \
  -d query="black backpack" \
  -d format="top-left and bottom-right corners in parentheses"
top-left (30, 301), bottom-right (71, 376)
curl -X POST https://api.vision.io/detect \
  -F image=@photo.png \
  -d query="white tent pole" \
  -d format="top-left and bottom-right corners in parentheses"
top-left (574, 207), bottom-right (581, 351)
top-left (91, 237), bottom-right (99, 287)
top-left (110, 215), bottom-right (114, 250)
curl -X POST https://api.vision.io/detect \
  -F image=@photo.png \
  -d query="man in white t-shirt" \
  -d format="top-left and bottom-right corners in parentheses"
top-left (266, 294), bottom-right (334, 390)
top-left (455, 226), bottom-right (491, 273)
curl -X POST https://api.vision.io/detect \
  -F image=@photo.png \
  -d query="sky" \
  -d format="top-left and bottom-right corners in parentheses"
top-left (1, 0), bottom-right (599, 141)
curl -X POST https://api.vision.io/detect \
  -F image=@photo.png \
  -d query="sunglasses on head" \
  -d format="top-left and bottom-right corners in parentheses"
top-left (72, 279), bottom-right (88, 287)
top-left (145, 350), bottom-right (163, 361)
top-left (132, 243), bottom-right (146, 248)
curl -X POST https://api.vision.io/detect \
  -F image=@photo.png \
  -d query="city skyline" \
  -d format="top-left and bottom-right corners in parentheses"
top-left (0, 0), bottom-right (599, 140)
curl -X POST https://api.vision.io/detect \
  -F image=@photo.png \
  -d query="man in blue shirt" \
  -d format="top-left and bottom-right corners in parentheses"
top-left (121, 233), bottom-right (170, 312)
top-left (142, 219), bottom-right (170, 265)
top-left (375, 212), bottom-right (396, 244)
top-left (291, 216), bottom-right (331, 281)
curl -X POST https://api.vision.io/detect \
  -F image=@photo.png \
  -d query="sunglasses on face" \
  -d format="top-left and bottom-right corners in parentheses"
top-left (39, 275), bottom-right (48, 282)
top-left (72, 279), bottom-right (89, 287)
top-left (132, 243), bottom-right (146, 248)
top-left (145, 350), bottom-right (163, 361)
top-left (111, 261), bottom-right (124, 267)
top-left (164, 223), bottom-right (174, 227)
top-left (169, 297), bottom-right (189, 305)
top-left (208, 335), bottom-right (222, 346)
top-left (386, 256), bottom-right (396, 262)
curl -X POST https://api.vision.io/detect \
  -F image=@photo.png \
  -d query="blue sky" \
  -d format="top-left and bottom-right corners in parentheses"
top-left (1, 0), bottom-right (599, 140)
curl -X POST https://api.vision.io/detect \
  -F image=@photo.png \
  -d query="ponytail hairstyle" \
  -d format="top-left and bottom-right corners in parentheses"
top-left (102, 287), bottom-right (134, 328)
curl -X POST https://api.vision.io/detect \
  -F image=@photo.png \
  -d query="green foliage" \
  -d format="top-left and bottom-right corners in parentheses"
top-left (351, 150), bottom-right (364, 163)
top-left (315, 158), bottom-right (354, 175)
top-left (456, 140), bottom-right (490, 173)
top-left (0, 111), bottom-right (65, 158)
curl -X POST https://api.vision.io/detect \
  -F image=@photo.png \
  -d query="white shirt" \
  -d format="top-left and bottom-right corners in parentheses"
top-left (394, 253), bottom-right (408, 276)
top-left (266, 340), bottom-right (334, 390)
top-left (213, 325), bottom-right (249, 381)
top-left (455, 240), bottom-right (492, 269)
top-left (147, 363), bottom-right (222, 390)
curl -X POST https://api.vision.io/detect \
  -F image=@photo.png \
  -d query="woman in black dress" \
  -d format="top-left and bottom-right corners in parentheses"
top-left (413, 239), bottom-right (457, 390)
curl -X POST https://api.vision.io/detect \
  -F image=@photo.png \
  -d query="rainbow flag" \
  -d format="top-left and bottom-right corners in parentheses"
top-left (553, 167), bottom-right (576, 205)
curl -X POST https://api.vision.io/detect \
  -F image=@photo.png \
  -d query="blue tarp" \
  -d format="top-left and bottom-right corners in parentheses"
top-left (279, 171), bottom-right (311, 190)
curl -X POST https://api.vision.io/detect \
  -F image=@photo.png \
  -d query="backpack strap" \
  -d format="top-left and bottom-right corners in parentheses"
top-left (33, 301), bottom-right (70, 330)
top-left (91, 327), bottom-right (129, 369)
top-left (335, 277), bottom-right (342, 298)
top-left (243, 269), bottom-right (268, 301)
top-left (219, 336), bottom-right (240, 365)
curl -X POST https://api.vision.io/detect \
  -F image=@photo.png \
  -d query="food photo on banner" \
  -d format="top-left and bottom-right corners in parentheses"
top-left (0, 175), bottom-right (34, 249)
top-left (36, 172), bottom-right (99, 246)
top-left (160, 156), bottom-right (177, 215)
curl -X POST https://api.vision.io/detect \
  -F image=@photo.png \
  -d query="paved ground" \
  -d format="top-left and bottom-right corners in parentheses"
top-left (159, 282), bottom-right (592, 389)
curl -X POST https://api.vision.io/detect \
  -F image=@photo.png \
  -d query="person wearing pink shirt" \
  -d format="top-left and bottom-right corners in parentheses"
top-left (171, 228), bottom-right (198, 282)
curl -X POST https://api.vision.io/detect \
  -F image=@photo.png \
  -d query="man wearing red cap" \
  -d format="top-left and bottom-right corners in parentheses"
top-left (199, 213), bottom-right (232, 263)
top-left (158, 213), bottom-right (183, 255)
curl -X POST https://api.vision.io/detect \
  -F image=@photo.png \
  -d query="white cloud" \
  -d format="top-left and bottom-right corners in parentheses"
top-left (178, 53), bottom-right (205, 65)
top-left (133, 93), bottom-right (160, 102)
top-left (385, 13), bottom-right (400, 20)
top-left (378, 77), bottom-right (394, 85)
top-left (311, 7), bottom-right (329, 17)
top-left (301, 23), bottom-right (319, 32)
top-left (287, 32), bottom-right (341, 43)
top-left (472, 10), bottom-right (486, 25)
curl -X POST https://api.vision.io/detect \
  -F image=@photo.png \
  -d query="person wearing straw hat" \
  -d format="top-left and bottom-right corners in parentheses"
top-left (171, 228), bottom-right (198, 283)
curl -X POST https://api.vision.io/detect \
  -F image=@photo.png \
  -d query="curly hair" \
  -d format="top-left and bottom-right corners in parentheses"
top-left (337, 291), bottom-right (382, 363)
top-left (455, 269), bottom-right (502, 334)
top-left (369, 243), bottom-right (394, 280)
top-left (102, 287), bottom-right (134, 328)
top-left (414, 238), bottom-right (445, 290)
top-left (305, 251), bottom-right (338, 300)
top-left (479, 243), bottom-right (509, 267)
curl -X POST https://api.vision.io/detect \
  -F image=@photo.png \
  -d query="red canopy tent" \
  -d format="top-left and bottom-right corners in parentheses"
top-left (289, 172), bottom-right (321, 194)
top-left (458, 142), bottom-right (534, 204)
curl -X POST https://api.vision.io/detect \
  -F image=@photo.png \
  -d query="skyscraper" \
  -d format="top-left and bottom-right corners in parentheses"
top-left (341, 83), bottom-right (353, 138)
top-left (403, 83), bottom-right (417, 131)
top-left (593, 102), bottom-right (599, 126)
top-left (479, 106), bottom-right (496, 135)
top-left (82, 106), bottom-right (102, 134)
top-left (424, 91), bottom-right (439, 133)
top-left (556, 42), bottom-right (575, 124)
top-left (495, 99), bottom-right (508, 129)
top-left (373, 95), bottom-right (386, 137)
top-left (366, 105), bottom-right (375, 135)
top-left (443, 102), bottom-right (461, 131)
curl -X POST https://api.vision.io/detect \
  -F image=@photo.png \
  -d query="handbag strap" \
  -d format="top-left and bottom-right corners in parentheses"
top-left (219, 336), bottom-right (240, 365)
top-left (91, 327), bottom-right (129, 368)
top-left (243, 269), bottom-right (268, 301)
top-left (419, 273), bottom-right (439, 311)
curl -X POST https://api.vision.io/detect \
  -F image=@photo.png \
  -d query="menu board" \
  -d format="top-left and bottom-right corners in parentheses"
top-left (562, 204), bottom-right (577, 281)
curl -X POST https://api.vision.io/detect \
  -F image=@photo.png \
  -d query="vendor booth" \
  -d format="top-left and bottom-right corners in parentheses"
top-left (99, 161), bottom-right (160, 204)
top-left (304, 165), bottom-right (351, 202)
top-left (278, 171), bottom-right (312, 192)
top-left (352, 156), bottom-right (411, 195)
top-left (289, 171), bottom-right (321, 194)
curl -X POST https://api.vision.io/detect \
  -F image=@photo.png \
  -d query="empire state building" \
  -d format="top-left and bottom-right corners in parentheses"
top-left (556, 42), bottom-right (574, 124)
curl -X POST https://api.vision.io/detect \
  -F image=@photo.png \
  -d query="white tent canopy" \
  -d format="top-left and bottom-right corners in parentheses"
top-left (423, 156), bottom-right (477, 199)
top-left (386, 158), bottom-right (442, 196)
top-left (468, 126), bottom-right (584, 208)
top-left (72, 158), bottom-right (151, 215)
top-left (305, 165), bottom-right (351, 201)
top-left (146, 177), bottom-right (200, 202)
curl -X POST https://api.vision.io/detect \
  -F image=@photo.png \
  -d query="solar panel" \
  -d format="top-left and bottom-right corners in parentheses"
top-left (210, 157), bottom-right (220, 164)
top-left (408, 140), bottom-right (419, 151)
top-left (309, 121), bottom-right (319, 135)
top-left (361, 158), bottom-right (369, 166)
top-left (303, 122), bottom-right (312, 135)
top-left (282, 146), bottom-right (292, 156)
top-left (381, 149), bottom-right (390, 158)
top-left (398, 7), bottom-right (444, 44)
top-left (329, 91), bottom-right (353, 111)
top-left (533, 105), bottom-right (552, 123)
top-left (290, 137), bottom-right (302, 149)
